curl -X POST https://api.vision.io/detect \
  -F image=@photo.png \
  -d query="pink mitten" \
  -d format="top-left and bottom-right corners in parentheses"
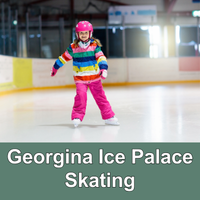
top-left (50, 67), bottom-right (58, 76)
top-left (99, 69), bottom-right (107, 80)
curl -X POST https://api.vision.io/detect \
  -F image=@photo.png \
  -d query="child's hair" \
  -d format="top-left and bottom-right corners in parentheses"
top-left (73, 37), bottom-right (102, 48)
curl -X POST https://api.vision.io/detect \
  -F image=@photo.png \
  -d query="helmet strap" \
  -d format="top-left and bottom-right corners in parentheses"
top-left (78, 40), bottom-right (91, 49)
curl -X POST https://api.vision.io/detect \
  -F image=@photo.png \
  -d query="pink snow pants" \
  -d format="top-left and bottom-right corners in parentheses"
top-left (71, 80), bottom-right (115, 121)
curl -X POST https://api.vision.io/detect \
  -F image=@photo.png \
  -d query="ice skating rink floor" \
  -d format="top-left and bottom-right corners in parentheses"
top-left (0, 83), bottom-right (200, 142)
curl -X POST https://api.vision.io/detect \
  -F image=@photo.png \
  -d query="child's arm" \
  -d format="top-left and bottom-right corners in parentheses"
top-left (51, 45), bottom-right (73, 76)
top-left (94, 46), bottom-right (108, 79)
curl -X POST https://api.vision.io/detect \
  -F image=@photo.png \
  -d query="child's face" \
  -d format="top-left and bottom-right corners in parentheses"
top-left (79, 31), bottom-right (89, 41)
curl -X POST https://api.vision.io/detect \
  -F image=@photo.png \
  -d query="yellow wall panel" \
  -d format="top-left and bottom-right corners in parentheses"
top-left (0, 82), bottom-right (13, 91)
top-left (13, 58), bottom-right (33, 88)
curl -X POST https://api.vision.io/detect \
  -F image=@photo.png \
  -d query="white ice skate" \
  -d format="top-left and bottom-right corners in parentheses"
top-left (105, 116), bottom-right (120, 126)
top-left (73, 118), bottom-right (81, 128)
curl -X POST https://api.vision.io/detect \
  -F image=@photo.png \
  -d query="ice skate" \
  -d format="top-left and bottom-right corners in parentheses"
top-left (73, 118), bottom-right (81, 128)
top-left (105, 116), bottom-right (120, 126)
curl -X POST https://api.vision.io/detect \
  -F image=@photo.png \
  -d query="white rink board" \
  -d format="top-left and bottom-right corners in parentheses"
top-left (179, 72), bottom-right (200, 81)
top-left (127, 58), bottom-right (180, 82)
top-left (0, 55), bottom-right (13, 84)
top-left (104, 58), bottom-right (128, 83)
top-left (1, 55), bottom-right (200, 92)
top-left (32, 59), bottom-right (74, 87)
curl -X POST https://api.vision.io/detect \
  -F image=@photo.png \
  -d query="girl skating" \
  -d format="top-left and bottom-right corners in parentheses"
top-left (51, 21), bottom-right (119, 127)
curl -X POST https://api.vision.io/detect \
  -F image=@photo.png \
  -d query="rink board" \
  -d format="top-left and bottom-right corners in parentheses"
top-left (0, 55), bottom-right (200, 92)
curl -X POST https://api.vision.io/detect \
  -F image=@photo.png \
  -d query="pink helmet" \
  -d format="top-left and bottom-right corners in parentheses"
top-left (75, 21), bottom-right (93, 40)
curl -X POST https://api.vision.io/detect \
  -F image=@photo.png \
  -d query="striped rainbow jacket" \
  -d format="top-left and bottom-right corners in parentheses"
top-left (53, 39), bottom-right (108, 83)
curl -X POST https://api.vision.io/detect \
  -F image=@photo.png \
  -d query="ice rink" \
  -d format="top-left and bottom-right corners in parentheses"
top-left (0, 83), bottom-right (200, 142)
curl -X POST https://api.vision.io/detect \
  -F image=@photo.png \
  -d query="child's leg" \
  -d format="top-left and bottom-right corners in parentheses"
top-left (89, 80), bottom-right (115, 120)
top-left (71, 83), bottom-right (88, 121)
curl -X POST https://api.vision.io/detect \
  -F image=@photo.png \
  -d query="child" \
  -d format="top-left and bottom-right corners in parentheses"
top-left (51, 21), bottom-right (119, 127)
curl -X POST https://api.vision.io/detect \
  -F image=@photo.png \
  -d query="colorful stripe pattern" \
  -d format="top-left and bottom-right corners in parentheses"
top-left (53, 39), bottom-right (108, 83)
